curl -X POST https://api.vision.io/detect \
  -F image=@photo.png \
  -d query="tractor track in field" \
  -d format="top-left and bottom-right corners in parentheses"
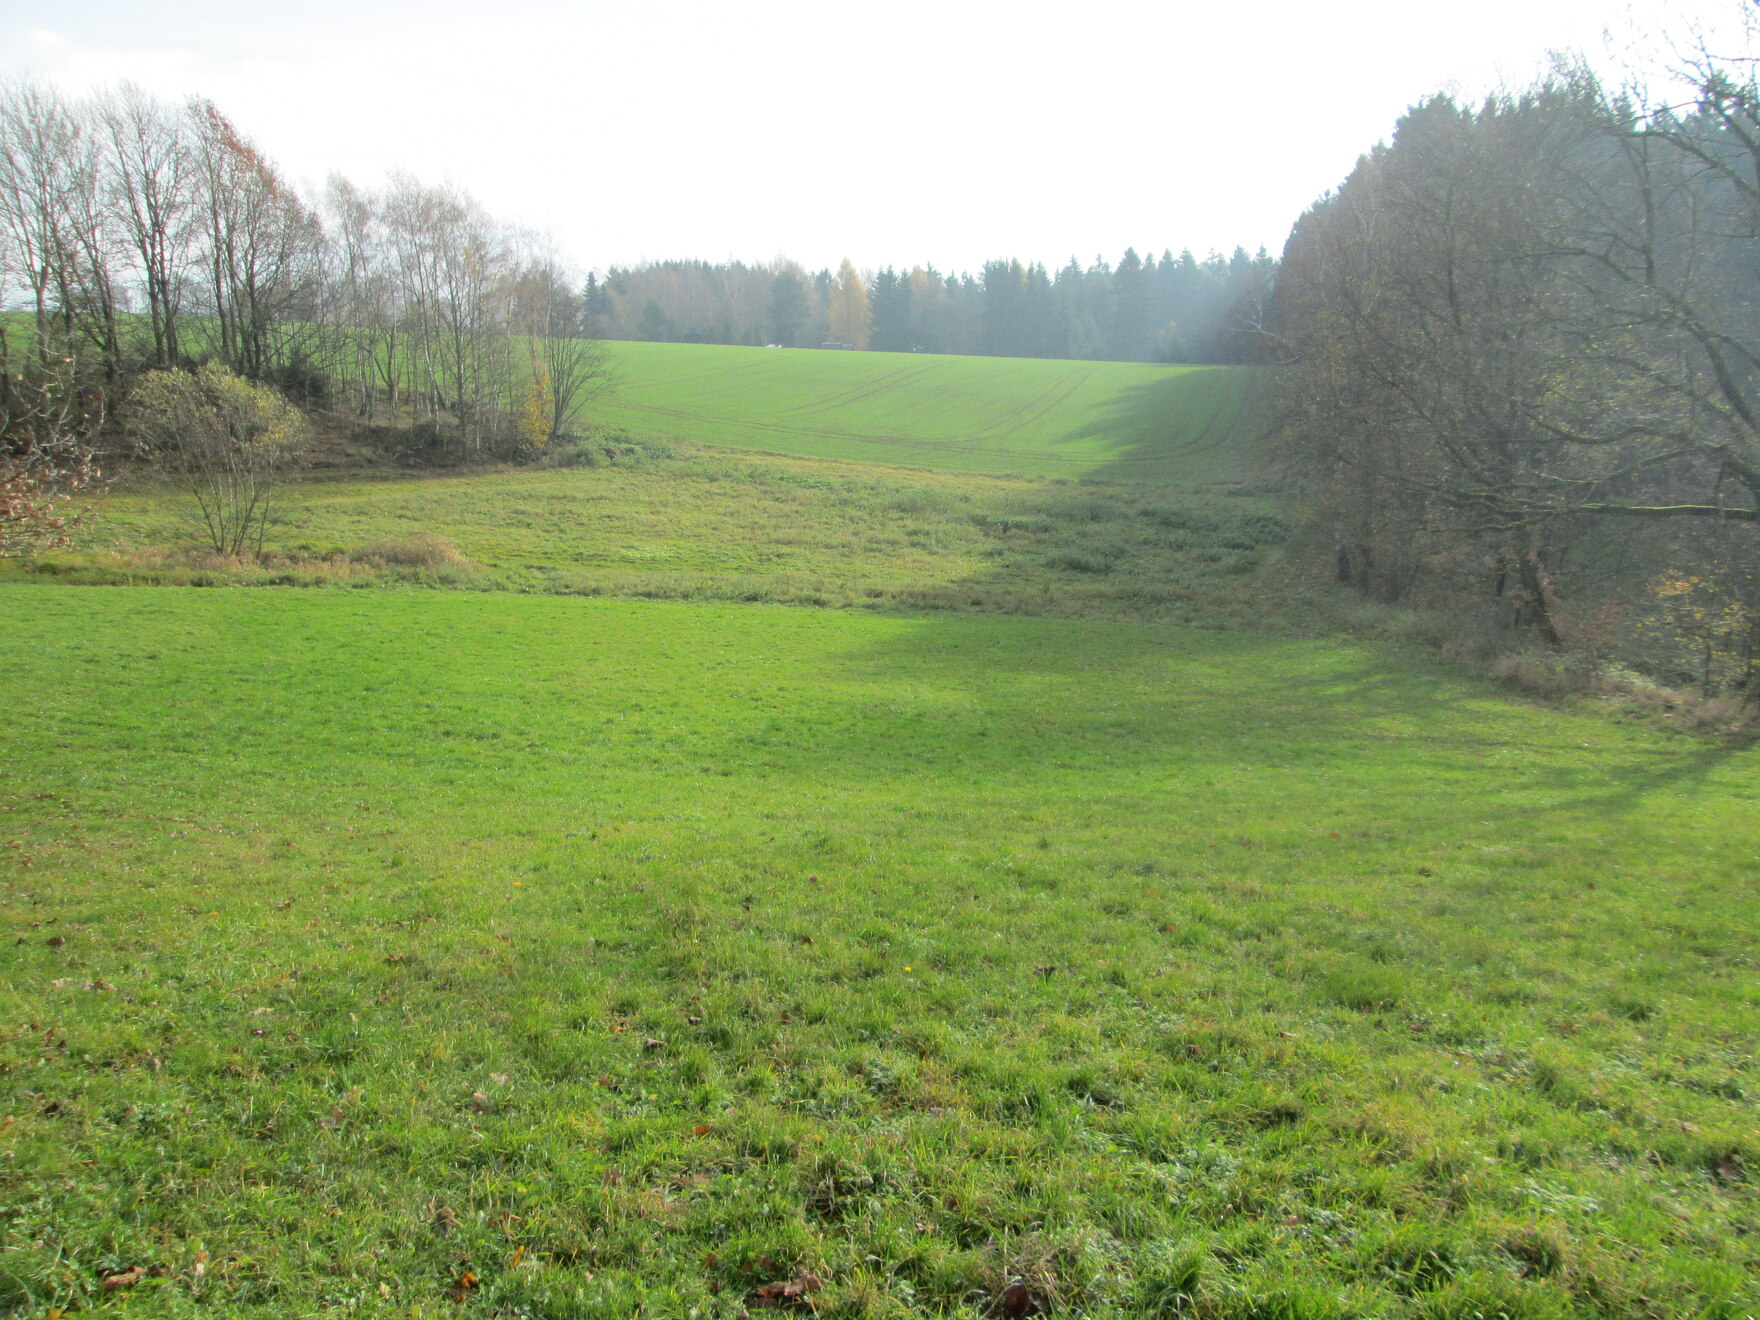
top-left (787, 361), bottom-right (942, 415)
top-left (595, 348), bottom-right (1259, 480)
top-left (609, 394), bottom-right (1238, 474)
top-left (982, 366), bottom-right (1097, 441)
top-left (612, 399), bottom-right (1171, 470)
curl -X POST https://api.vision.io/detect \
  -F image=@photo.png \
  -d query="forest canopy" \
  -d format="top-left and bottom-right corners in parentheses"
top-left (1273, 45), bottom-right (1760, 699)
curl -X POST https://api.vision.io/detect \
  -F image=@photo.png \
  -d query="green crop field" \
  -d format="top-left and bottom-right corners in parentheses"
top-left (587, 343), bottom-right (1266, 483)
top-left (2, 588), bottom-right (1756, 1319)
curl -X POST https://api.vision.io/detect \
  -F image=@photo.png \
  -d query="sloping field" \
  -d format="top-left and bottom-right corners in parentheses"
top-left (64, 451), bottom-right (1289, 622)
top-left (590, 342), bottom-right (1266, 483)
top-left (3, 586), bottom-right (1756, 1318)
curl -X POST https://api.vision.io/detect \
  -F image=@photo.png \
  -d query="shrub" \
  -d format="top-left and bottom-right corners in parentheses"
top-left (126, 365), bottom-right (312, 554)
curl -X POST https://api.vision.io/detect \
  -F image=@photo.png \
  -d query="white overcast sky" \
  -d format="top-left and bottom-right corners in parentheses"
top-left (0, 0), bottom-right (1746, 275)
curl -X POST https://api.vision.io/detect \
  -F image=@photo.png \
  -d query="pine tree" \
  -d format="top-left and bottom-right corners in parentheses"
top-left (1023, 263), bottom-right (1061, 358)
top-left (980, 260), bottom-right (1026, 356)
top-left (1110, 247), bottom-right (1151, 360)
top-left (766, 268), bottom-right (810, 346)
top-left (869, 267), bottom-right (913, 352)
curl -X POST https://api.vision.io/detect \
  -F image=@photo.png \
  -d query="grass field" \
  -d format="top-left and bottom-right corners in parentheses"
top-left (2, 345), bottom-right (1757, 1318)
top-left (2, 588), bottom-right (1757, 1319)
top-left (587, 343), bottom-right (1267, 484)
top-left (28, 446), bottom-right (1292, 626)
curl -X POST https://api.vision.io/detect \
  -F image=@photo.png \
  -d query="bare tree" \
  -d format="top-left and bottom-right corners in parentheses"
top-left (0, 80), bottom-right (96, 369)
top-left (99, 83), bottom-right (197, 370)
top-left (509, 246), bottom-right (609, 446)
top-left (381, 175), bottom-right (518, 455)
top-left (320, 175), bottom-right (403, 421)
top-left (187, 100), bottom-right (323, 381)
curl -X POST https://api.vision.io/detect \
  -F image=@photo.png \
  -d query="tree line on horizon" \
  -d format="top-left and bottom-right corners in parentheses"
top-left (588, 247), bottom-right (1275, 365)
top-left (1273, 38), bottom-right (1760, 702)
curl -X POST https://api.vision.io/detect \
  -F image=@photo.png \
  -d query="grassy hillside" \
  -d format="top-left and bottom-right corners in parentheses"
top-left (41, 446), bottom-right (1292, 625)
top-left (4, 343), bottom-right (1755, 1319)
top-left (3, 587), bottom-right (1756, 1318)
top-left (587, 342), bottom-right (1267, 483)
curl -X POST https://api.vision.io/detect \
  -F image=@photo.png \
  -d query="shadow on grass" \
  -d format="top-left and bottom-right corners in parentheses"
top-left (1059, 366), bottom-right (1278, 486)
top-left (798, 609), bottom-right (1754, 831)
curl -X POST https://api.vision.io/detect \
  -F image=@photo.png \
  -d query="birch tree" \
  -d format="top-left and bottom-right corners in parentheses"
top-left (100, 84), bottom-right (197, 369)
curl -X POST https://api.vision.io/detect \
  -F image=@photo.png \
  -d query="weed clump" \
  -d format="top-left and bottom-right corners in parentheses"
top-left (351, 531), bottom-right (468, 568)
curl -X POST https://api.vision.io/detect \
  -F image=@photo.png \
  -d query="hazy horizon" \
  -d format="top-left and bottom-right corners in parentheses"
top-left (1, 0), bottom-right (1743, 274)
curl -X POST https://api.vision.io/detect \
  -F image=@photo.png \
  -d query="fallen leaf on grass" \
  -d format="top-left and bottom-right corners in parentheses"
top-left (101, 1266), bottom-right (145, 1290)
top-left (446, 1270), bottom-right (478, 1302)
top-left (748, 1269), bottom-right (824, 1309)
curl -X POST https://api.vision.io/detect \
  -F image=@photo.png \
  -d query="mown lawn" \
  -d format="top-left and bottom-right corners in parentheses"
top-left (2, 587), bottom-right (1755, 1318)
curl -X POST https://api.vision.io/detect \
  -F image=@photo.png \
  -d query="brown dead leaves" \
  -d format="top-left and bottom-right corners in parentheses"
top-left (747, 1267), bottom-right (823, 1309)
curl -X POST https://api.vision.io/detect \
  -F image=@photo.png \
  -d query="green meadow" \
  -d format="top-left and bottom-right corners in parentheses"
top-left (3, 590), bottom-right (1756, 1319)
top-left (590, 343), bottom-right (1266, 483)
top-left (1, 345), bottom-right (1757, 1318)
top-left (38, 446), bottom-right (1289, 625)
